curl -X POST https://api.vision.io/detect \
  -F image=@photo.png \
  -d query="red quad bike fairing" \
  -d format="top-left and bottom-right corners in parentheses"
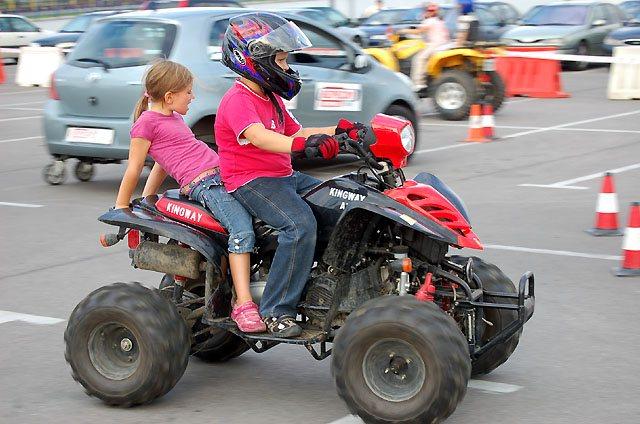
top-left (68, 112), bottom-right (534, 424)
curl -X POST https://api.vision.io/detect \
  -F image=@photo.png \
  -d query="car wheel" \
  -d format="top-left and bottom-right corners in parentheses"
top-left (566, 42), bottom-right (589, 71)
top-left (43, 161), bottom-right (66, 185)
top-left (74, 161), bottom-right (95, 182)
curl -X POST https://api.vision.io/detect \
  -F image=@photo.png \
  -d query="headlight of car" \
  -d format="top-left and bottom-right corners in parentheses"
top-left (544, 38), bottom-right (564, 46)
top-left (400, 124), bottom-right (415, 154)
top-left (604, 36), bottom-right (625, 46)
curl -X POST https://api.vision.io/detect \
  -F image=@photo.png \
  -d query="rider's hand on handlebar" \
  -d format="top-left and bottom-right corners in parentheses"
top-left (292, 134), bottom-right (339, 160)
top-left (335, 119), bottom-right (368, 141)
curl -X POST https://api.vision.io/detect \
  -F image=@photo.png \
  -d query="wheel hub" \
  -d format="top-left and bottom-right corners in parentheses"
top-left (436, 82), bottom-right (466, 110)
top-left (88, 322), bottom-right (140, 380)
top-left (363, 338), bottom-right (426, 402)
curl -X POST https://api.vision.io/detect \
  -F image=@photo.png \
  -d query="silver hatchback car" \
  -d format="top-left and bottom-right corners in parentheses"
top-left (43, 7), bottom-right (419, 184)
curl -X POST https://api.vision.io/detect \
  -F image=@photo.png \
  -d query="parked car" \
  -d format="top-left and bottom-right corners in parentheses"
top-left (603, 10), bottom-right (640, 54)
top-left (476, 1), bottom-right (521, 25)
top-left (31, 11), bottom-right (123, 53)
top-left (288, 7), bottom-right (369, 47)
top-left (0, 14), bottom-right (53, 61)
top-left (43, 8), bottom-right (419, 184)
top-left (440, 4), bottom-right (516, 42)
top-left (619, 1), bottom-right (640, 17)
top-left (140, 0), bottom-right (243, 9)
top-left (500, 2), bottom-right (626, 70)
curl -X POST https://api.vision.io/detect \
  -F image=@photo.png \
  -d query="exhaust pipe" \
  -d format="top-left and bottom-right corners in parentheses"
top-left (133, 241), bottom-right (201, 279)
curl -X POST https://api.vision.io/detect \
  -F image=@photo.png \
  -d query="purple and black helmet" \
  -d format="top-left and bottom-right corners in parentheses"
top-left (222, 13), bottom-right (312, 100)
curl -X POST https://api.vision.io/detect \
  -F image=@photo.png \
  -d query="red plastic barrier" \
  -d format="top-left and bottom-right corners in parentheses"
top-left (0, 55), bottom-right (5, 85)
top-left (495, 47), bottom-right (569, 98)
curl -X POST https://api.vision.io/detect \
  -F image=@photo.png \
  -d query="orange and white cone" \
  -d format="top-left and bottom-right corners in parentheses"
top-left (481, 103), bottom-right (496, 140)
top-left (464, 104), bottom-right (490, 143)
top-left (585, 172), bottom-right (623, 236)
top-left (613, 202), bottom-right (640, 277)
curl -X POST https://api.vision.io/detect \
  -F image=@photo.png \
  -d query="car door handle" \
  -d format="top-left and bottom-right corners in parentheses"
top-left (301, 75), bottom-right (314, 82)
top-left (222, 73), bottom-right (237, 79)
top-left (127, 81), bottom-right (142, 85)
top-left (17, 35), bottom-right (26, 38)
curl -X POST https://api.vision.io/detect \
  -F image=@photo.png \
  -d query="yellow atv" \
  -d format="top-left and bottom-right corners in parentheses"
top-left (365, 36), bottom-right (505, 121)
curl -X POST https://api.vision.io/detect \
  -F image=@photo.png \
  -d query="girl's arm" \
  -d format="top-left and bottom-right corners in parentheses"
top-left (115, 137), bottom-right (151, 209)
top-left (293, 126), bottom-right (336, 138)
top-left (142, 163), bottom-right (168, 197)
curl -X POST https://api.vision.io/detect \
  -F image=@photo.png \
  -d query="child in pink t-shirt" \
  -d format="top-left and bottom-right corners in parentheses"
top-left (115, 60), bottom-right (265, 333)
top-left (215, 13), bottom-right (366, 337)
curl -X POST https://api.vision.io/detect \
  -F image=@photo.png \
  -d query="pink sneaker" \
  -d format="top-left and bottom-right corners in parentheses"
top-left (231, 301), bottom-right (266, 333)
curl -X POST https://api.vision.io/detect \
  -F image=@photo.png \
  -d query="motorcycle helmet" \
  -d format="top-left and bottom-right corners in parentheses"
top-left (222, 12), bottom-right (312, 100)
top-left (457, 0), bottom-right (474, 15)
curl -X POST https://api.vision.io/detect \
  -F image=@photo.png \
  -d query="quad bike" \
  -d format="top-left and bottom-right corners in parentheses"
top-left (64, 114), bottom-right (534, 424)
top-left (365, 35), bottom-right (506, 121)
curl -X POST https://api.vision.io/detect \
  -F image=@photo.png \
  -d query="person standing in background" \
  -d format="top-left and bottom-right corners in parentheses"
top-left (362, 0), bottom-right (385, 19)
top-left (456, 0), bottom-right (479, 45)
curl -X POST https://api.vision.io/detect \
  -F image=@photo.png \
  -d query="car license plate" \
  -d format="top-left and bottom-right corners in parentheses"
top-left (65, 127), bottom-right (114, 145)
top-left (483, 59), bottom-right (496, 72)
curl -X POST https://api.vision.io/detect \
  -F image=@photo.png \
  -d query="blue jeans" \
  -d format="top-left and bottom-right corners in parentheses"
top-left (189, 173), bottom-right (255, 253)
top-left (232, 172), bottom-right (321, 318)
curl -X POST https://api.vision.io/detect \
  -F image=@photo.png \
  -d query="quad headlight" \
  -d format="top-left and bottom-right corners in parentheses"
top-left (400, 125), bottom-right (415, 154)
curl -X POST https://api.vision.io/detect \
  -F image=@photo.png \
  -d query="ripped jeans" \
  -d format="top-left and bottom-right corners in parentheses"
top-left (188, 173), bottom-right (255, 253)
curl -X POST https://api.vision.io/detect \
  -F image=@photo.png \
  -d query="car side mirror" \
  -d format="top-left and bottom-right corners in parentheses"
top-left (592, 19), bottom-right (606, 27)
top-left (353, 54), bottom-right (369, 70)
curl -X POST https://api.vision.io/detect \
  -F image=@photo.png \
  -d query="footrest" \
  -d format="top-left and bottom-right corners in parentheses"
top-left (205, 317), bottom-right (327, 345)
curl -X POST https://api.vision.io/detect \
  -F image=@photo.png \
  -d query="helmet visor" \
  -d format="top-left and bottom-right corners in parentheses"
top-left (249, 21), bottom-right (312, 58)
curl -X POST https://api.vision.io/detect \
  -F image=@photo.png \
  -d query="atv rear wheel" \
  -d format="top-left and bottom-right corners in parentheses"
top-left (432, 69), bottom-right (476, 121)
top-left (450, 256), bottom-right (521, 376)
top-left (64, 282), bottom-right (190, 406)
top-left (486, 71), bottom-right (506, 112)
top-left (159, 274), bottom-right (249, 362)
top-left (332, 296), bottom-right (470, 424)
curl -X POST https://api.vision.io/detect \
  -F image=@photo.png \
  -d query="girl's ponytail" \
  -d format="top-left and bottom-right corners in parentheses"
top-left (133, 94), bottom-right (149, 122)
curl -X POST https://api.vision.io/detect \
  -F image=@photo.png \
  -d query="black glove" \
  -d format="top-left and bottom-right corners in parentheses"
top-left (292, 134), bottom-right (339, 160)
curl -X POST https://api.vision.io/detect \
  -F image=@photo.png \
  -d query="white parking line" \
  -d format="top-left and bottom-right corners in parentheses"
top-left (502, 110), bottom-right (640, 139)
top-left (0, 101), bottom-right (45, 107)
top-left (520, 162), bottom-right (640, 190)
top-left (419, 123), bottom-right (640, 134)
top-left (0, 136), bottom-right (43, 144)
top-left (0, 310), bottom-right (64, 325)
top-left (0, 107), bottom-right (43, 111)
top-left (0, 201), bottom-right (44, 208)
top-left (0, 115), bottom-right (42, 123)
top-left (0, 89), bottom-right (45, 95)
top-left (485, 244), bottom-right (622, 261)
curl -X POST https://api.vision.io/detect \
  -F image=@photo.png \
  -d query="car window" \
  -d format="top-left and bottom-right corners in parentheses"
top-left (68, 20), bottom-right (176, 69)
top-left (10, 17), bottom-right (38, 32)
top-left (0, 18), bottom-right (11, 32)
top-left (363, 9), bottom-right (407, 25)
top-left (288, 22), bottom-right (348, 70)
top-left (61, 15), bottom-right (94, 33)
top-left (144, 0), bottom-right (181, 9)
top-left (321, 8), bottom-right (349, 26)
top-left (476, 8), bottom-right (499, 26)
top-left (621, 1), bottom-right (640, 16)
top-left (605, 5), bottom-right (623, 23)
top-left (592, 5), bottom-right (608, 23)
top-left (208, 18), bottom-right (228, 60)
top-left (503, 4), bottom-right (520, 23)
top-left (521, 5), bottom-right (589, 26)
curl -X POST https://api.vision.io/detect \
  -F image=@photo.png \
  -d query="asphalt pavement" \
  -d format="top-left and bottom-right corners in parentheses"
top-left (1, 62), bottom-right (639, 424)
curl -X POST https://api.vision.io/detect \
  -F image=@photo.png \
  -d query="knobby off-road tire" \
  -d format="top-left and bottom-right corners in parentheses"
top-left (332, 296), bottom-right (470, 424)
top-left (159, 274), bottom-right (249, 362)
top-left (432, 69), bottom-right (476, 121)
top-left (450, 255), bottom-right (521, 376)
top-left (64, 282), bottom-right (190, 406)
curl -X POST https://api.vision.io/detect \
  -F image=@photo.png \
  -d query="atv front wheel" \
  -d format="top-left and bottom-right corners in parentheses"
top-left (332, 296), bottom-right (470, 424)
top-left (450, 256), bottom-right (521, 375)
top-left (64, 282), bottom-right (190, 406)
top-left (432, 69), bottom-right (476, 121)
top-left (485, 70), bottom-right (506, 113)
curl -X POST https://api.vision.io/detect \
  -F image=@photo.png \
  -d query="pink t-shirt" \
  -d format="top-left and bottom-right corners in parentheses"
top-left (421, 17), bottom-right (450, 46)
top-left (215, 80), bottom-right (302, 192)
top-left (130, 110), bottom-right (219, 187)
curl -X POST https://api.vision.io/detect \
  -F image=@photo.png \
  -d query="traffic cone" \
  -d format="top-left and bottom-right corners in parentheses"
top-left (613, 202), bottom-right (640, 277)
top-left (464, 104), bottom-right (490, 143)
top-left (585, 172), bottom-right (623, 236)
top-left (481, 103), bottom-right (496, 140)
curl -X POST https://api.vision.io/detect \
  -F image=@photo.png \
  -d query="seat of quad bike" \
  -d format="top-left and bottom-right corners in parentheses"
top-left (156, 189), bottom-right (228, 235)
